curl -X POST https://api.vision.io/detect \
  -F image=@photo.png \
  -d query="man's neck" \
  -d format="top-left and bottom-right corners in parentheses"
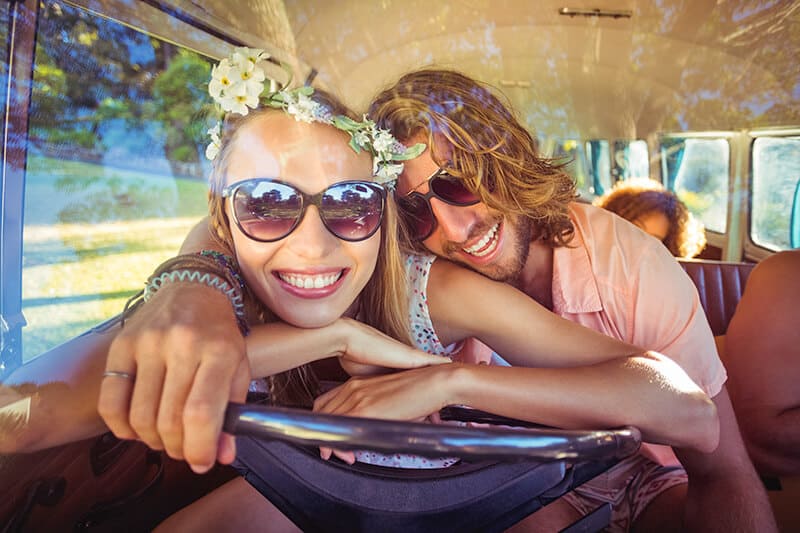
top-left (516, 239), bottom-right (554, 310)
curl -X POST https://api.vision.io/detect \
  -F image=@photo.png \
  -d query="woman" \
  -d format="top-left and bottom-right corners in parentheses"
top-left (73, 48), bottom-right (707, 530)
top-left (594, 178), bottom-right (707, 259)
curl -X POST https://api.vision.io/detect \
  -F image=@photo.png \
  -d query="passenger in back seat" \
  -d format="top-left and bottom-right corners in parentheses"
top-left (721, 249), bottom-right (800, 478)
top-left (594, 178), bottom-right (707, 259)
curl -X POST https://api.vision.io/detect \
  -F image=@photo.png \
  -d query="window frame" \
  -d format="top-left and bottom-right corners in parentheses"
top-left (0, 0), bottom-right (310, 378)
top-left (657, 130), bottom-right (738, 260)
top-left (744, 127), bottom-right (800, 261)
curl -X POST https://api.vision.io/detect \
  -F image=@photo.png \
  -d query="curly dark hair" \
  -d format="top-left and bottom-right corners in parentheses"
top-left (595, 179), bottom-right (707, 258)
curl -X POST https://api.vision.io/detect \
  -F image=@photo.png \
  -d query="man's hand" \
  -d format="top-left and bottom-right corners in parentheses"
top-left (312, 364), bottom-right (458, 462)
top-left (98, 283), bottom-right (250, 473)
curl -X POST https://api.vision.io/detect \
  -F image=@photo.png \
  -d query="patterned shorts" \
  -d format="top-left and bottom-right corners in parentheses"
top-left (561, 454), bottom-right (688, 532)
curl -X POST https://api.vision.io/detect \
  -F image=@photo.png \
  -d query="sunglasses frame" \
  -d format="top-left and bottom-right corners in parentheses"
top-left (397, 167), bottom-right (482, 241)
top-left (222, 178), bottom-right (386, 243)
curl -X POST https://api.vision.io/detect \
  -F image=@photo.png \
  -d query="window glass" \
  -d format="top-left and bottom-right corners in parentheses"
top-left (611, 140), bottom-right (649, 182)
top-left (751, 136), bottom-right (800, 251)
top-left (662, 138), bottom-right (730, 234)
top-left (552, 139), bottom-right (590, 196)
top-left (585, 140), bottom-right (611, 196)
top-left (21, 2), bottom-right (215, 361)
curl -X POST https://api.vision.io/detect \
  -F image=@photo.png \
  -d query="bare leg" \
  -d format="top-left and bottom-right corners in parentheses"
top-left (155, 477), bottom-right (301, 533)
top-left (632, 484), bottom-right (687, 533)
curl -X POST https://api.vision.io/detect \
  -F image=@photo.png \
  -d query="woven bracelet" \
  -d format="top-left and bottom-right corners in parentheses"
top-left (144, 252), bottom-right (250, 336)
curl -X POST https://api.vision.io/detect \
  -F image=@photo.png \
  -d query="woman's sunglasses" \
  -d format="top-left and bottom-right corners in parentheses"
top-left (396, 168), bottom-right (481, 241)
top-left (222, 178), bottom-right (385, 242)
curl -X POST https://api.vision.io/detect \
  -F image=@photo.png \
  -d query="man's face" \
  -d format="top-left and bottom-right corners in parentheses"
top-left (396, 135), bottom-right (533, 282)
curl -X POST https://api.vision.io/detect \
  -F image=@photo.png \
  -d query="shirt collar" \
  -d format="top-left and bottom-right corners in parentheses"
top-left (551, 226), bottom-right (603, 314)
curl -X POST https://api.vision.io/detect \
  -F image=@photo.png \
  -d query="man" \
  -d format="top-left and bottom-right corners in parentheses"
top-left (99, 69), bottom-right (775, 531)
top-left (361, 69), bottom-right (775, 531)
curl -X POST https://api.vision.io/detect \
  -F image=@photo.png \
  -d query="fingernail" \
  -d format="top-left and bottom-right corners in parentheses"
top-left (191, 463), bottom-right (211, 474)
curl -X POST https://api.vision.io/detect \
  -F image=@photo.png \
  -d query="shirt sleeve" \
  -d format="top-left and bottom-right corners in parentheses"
top-left (626, 240), bottom-right (727, 397)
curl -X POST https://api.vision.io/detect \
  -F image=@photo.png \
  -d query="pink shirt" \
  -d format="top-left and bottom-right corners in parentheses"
top-left (553, 203), bottom-right (726, 465)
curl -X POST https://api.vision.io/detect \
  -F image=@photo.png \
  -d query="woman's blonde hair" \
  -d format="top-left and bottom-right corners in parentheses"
top-left (207, 90), bottom-right (411, 407)
top-left (594, 178), bottom-right (707, 259)
top-left (369, 68), bottom-right (578, 248)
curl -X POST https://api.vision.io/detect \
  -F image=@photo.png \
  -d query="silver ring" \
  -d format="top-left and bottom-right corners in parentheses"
top-left (102, 370), bottom-right (136, 380)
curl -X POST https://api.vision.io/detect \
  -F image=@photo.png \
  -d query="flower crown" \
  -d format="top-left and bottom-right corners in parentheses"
top-left (205, 47), bottom-right (424, 184)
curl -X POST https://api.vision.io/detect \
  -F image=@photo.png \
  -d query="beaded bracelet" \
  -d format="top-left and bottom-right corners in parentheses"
top-left (143, 251), bottom-right (250, 336)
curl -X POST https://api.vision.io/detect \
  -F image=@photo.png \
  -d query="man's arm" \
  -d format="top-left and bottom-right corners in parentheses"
top-left (675, 386), bottom-right (778, 533)
top-left (722, 251), bottom-right (800, 477)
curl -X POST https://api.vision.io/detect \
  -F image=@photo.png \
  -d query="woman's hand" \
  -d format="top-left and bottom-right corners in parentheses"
top-left (98, 283), bottom-right (251, 474)
top-left (334, 318), bottom-right (452, 376)
top-left (247, 318), bottom-right (451, 378)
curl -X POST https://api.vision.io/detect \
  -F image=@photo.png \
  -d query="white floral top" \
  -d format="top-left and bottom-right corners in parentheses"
top-left (353, 254), bottom-right (462, 469)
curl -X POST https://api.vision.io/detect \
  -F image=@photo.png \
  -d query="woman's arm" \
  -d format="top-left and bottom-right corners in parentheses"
top-left (247, 318), bottom-right (450, 378)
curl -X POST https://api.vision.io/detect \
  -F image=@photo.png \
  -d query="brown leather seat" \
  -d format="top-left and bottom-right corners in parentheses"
top-left (678, 259), bottom-right (755, 336)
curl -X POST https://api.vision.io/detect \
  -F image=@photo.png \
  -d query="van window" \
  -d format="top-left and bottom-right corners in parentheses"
top-left (751, 136), bottom-right (800, 251)
top-left (21, 2), bottom-right (214, 361)
top-left (661, 137), bottom-right (730, 234)
top-left (585, 140), bottom-right (612, 196)
top-left (612, 140), bottom-right (649, 182)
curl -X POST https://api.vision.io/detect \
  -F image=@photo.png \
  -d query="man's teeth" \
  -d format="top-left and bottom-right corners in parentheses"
top-left (279, 272), bottom-right (342, 289)
top-left (463, 222), bottom-right (499, 257)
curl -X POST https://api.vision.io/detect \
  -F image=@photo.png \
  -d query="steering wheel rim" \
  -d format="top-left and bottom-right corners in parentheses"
top-left (224, 403), bottom-right (641, 462)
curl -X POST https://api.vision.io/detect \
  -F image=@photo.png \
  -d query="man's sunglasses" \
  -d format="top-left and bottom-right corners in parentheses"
top-left (222, 178), bottom-right (385, 242)
top-left (396, 168), bottom-right (481, 241)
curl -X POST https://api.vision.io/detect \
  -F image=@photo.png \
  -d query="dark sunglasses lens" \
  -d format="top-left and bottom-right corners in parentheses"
top-left (233, 181), bottom-right (302, 241)
top-left (397, 193), bottom-right (435, 240)
top-left (320, 182), bottom-right (384, 241)
top-left (431, 175), bottom-right (480, 205)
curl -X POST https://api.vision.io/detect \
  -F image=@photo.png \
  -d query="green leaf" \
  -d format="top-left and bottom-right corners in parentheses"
top-left (392, 142), bottom-right (426, 161)
top-left (348, 136), bottom-right (362, 153)
top-left (332, 115), bottom-right (360, 131)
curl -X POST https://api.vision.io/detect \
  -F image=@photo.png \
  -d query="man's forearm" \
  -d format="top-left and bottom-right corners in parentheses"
top-left (448, 356), bottom-right (718, 452)
top-left (180, 217), bottom-right (225, 254)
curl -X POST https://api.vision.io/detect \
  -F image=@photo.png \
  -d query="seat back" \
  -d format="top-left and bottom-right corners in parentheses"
top-left (678, 259), bottom-right (755, 336)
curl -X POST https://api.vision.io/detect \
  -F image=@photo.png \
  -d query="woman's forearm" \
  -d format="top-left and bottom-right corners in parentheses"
top-left (246, 321), bottom-right (345, 377)
top-left (447, 352), bottom-right (719, 452)
top-left (246, 318), bottom-right (452, 379)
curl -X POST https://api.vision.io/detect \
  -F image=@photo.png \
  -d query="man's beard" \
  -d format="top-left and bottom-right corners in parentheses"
top-left (444, 213), bottom-right (534, 284)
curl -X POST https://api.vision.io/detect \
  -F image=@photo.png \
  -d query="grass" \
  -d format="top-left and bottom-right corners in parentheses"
top-left (20, 156), bottom-right (209, 361)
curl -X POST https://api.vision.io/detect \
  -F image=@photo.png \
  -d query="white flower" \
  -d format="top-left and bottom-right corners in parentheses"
top-left (231, 47), bottom-right (269, 67)
top-left (205, 123), bottom-right (222, 160)
top-left (286, 92), bottom-right (323, 123)
top-left (209, 60), bottom-right (234, 100)
top-left (237, 60), bottom-right (266, 86)
top-left (373, 160), bottom-right (404, 183)
top-left (207, 123), bottom-right (221, 141)
top-left (206, 140), bottom-right (220, 161)
top-left (221, 80), bottom-right (263, 115)
top-left (352, 130), bottom-right (370, 149)
top-left (372, 129), bottom-right (395, 155)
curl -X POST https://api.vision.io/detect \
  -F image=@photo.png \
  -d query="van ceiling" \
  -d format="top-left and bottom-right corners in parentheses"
top-left (170, 0), bottom-right (799, 141)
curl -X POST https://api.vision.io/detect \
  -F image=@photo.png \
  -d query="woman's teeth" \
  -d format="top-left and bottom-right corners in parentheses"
top-left (279, 271), bottom-right (342, 289)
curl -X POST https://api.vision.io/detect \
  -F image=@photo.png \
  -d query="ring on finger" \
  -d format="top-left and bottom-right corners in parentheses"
top-left (103, 370), bottom-right (136, 380)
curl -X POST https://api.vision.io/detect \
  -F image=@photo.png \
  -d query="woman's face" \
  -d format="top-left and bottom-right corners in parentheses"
top-left (223, 113), bottom-right (380, 328)
top-left (633, 210), bottom-right (671, 242)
